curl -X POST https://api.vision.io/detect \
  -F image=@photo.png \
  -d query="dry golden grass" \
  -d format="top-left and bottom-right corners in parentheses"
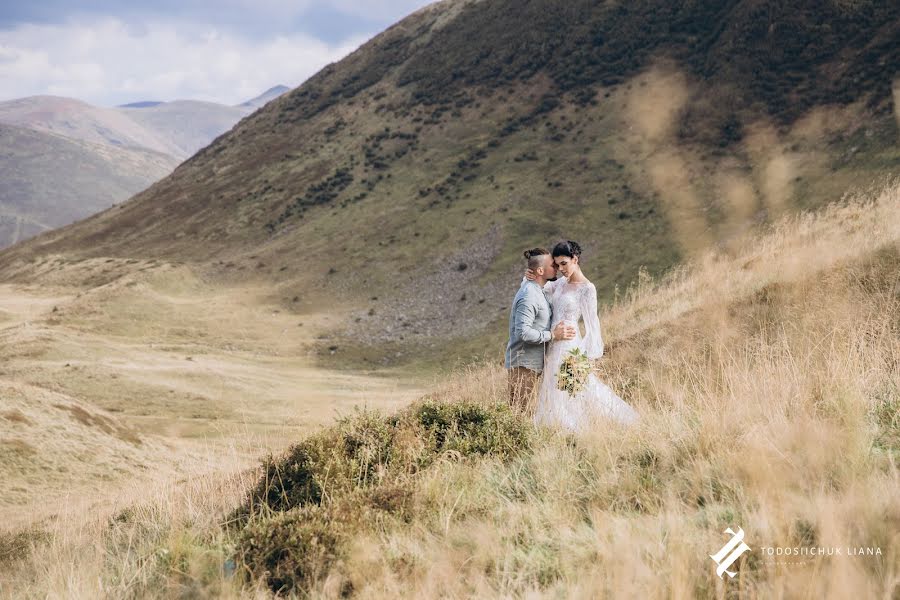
top-left (1, 181), bottom-right (898, 598)
top-left (0, 259), bottom-right (423, 532)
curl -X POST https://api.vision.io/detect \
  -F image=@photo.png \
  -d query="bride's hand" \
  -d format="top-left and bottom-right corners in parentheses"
top-left (524, 268), bottom-right (536, 281)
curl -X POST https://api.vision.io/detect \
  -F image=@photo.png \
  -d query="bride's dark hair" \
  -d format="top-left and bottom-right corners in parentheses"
top-left (552, 240), bottom-right (582, 260)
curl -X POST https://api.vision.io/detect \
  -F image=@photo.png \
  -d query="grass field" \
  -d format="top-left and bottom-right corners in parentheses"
top-left (1, 179), bottom-right (896, 598)
top-left (0, 261), bottom-right (424, 533)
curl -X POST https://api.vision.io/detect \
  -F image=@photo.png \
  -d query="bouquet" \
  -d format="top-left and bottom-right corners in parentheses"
top-left (557, 348), bottom-right (591, 398)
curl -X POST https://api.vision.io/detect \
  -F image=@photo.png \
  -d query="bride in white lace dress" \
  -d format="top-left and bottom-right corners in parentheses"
top-left (531, 241), bottom-right (639, 431)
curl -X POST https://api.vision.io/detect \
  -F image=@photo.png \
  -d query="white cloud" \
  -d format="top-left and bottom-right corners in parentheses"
top-left (0, 18), bottom-right (369, 106)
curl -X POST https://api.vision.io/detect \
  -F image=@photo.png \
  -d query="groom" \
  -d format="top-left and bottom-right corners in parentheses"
top-left (505, 248), bottom-right (576, 414)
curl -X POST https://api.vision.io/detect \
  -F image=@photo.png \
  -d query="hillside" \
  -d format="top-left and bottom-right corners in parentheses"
top-left (0, 0), bottom-right (897, 370)
top-left (2, 177), bottom-right (896, 598)
top-left (0, 96), bottom-right (180, 156)
top-left (118, 101), bottom-right (164, 108)
top-left (0, 123), bottom-right (179, 247)
top-left (118, 100), bottom-right (254, 159)
top-left (0, 90), bottom-right (277, 249)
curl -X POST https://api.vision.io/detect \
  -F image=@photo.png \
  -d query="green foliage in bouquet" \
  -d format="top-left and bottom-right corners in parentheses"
top-left (557, 348), bottom-right (591, 398)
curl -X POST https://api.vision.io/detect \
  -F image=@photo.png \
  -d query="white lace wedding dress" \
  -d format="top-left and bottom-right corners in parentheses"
top-left (534, 277), bottom-right (639, 431)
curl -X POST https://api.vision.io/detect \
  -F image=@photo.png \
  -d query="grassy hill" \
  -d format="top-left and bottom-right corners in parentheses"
top-left (2, 177), bottom-right (896, 598)
top-left (0, 0), bottom-right (897, 371)
top-left (0, 254), bottom-right (424, 531)
top-left (0, 93), bottom-right (274, 249)
top-left (0, 123), bottom-right (180, 247)
top-left (0, 95), bottom-right (180, 156)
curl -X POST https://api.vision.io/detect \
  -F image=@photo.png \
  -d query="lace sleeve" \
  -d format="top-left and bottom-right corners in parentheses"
top-left (580, 283), bottom-right (604, 359)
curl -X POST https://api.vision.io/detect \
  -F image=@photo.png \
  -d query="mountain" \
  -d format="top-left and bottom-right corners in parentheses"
top-left (117, 100), bottom-right (253, 159)
top-left (0, 123), bottom-right (179, 246)
top-left (117, 101), bottom-right (164, 108)
top-left (0, 0), bottom-right (897, 369)
top-left (0, 95), bottom-right (179, 156)
top-left (0, 89), bottom-right (277, 248)
top-left (238, 85), bottom-right (290, 109)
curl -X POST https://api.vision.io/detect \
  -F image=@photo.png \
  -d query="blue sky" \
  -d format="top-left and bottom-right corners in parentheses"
top-left (0, 1), bottom-right (434, 106)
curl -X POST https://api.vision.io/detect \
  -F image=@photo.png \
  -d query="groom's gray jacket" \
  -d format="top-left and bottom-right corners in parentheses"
top-left (505, 280), bottom-right (552, 372)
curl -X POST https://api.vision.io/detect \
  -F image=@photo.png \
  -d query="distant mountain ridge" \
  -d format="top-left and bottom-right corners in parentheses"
top-left (118, 100), bottom-right (253, 159)
top-left (117, 101), bottom-right (164, 108)
top-left (0, 85), bottom-right (290, 249)
top-left (0, 122), bottom-right (180, 246)
top-left (238, 85), bottom-right (290, 109)
top-left (0, 95), bottom-right (180, 155)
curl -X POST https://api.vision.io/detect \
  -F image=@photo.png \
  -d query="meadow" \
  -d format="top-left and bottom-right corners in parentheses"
top-left (1, 180), bottom-right (896, 598)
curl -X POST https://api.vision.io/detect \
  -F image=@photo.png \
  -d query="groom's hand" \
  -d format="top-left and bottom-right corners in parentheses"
top-left (552, 322), bottom-right (576, 341)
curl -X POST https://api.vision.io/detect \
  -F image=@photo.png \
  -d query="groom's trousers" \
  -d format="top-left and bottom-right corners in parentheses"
top-left (507, 366), bottom-right (539, 414)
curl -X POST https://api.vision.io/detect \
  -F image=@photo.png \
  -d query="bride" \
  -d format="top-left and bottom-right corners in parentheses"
top-left (528, 241), bottom-right (639, 431)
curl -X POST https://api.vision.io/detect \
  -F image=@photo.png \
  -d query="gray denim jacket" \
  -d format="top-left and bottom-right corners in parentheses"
top-left (504, 280), bottom-right (552, 372)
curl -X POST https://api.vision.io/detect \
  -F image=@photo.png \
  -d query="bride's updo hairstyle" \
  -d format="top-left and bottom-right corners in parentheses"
top-left (552, 240), bottom-right (582, 261)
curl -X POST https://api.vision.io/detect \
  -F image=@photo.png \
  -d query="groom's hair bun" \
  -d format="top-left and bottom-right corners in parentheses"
top-left (524, 247), bottom-right (550, 270)
top-left (552, 240), bottom-right (582, 259)
top-left (523, 247), bottom-right (550, 260)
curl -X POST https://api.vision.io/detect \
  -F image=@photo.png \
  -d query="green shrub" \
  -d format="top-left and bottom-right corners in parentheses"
top-left (244, 443), bottom-right (323, 515)
top-left (411, 399), bottom-right (531, 461)
top-left (0, 528), bottom-right (48, 567)
top-left (231, 400), bottom-right (534, 594)
top-left (239, 401), bottom-right (531, 518)
top-left (236, 507), bottom-right (342, 596)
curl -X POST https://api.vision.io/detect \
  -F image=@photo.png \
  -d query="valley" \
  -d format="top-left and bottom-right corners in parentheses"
top-left (0, 261), bottom-right (422, 531)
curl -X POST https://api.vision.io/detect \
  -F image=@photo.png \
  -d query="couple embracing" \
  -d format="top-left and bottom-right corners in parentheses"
top-left (505, 240), bottom-right (638, 432)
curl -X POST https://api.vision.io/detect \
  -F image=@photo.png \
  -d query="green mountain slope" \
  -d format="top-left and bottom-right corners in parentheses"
top-left (1, 0), bottom-right (898, 369)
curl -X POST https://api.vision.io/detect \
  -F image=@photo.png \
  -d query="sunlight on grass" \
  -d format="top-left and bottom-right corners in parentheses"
top-left (2, 180), bottom-right (897, 598)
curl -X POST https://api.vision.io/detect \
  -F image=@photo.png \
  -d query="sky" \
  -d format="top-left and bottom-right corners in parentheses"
top-left (0, 1), bottom-right (434, 107)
